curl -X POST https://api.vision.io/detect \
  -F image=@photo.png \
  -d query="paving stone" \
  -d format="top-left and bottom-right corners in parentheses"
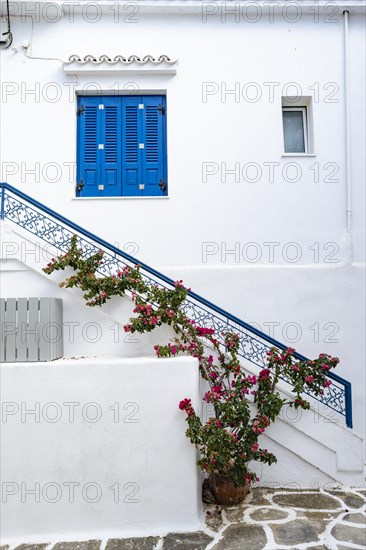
top-left (212, 524), bottom-right (267, 550)
top-left (331, 524), bottom-right (366, 546)
top-left (105, 538), bottom-right (159, 550)
top-left (162, 532), bottom-right (213, 549)
top-left (343, 512), bottom-right (366, 524)
top-left (14, 546), bottom-right (49, 550)
top-left (272, 520), bottom-right (319, 545)
top-left (249, 507), bottom-right (289, 521)
top-left (53, 542), bottom-right (100, 550)
top-left (224, 503), bottom-right (248, 522)
top-left (248, 488), bottom-right (272, 505)
top-left (272, 492), bottom-right (341, 510)
top-left (205, 508), bottom-right (224, 532)
top-left (328, 491), bottom-right (365, 509)
top-left (300, 511), bottom-right (339, 533)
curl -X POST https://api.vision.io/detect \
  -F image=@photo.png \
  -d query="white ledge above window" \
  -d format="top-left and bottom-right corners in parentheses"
top-left (63, 54), bottom-right (177, 75)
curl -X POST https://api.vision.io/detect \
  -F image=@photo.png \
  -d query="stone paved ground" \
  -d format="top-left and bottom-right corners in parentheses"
top-left (1, 488), bottom-right (365, 550)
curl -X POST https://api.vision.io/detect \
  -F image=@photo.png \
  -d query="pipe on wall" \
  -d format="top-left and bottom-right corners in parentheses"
top-left (343, 10), bottom-right (352, 234)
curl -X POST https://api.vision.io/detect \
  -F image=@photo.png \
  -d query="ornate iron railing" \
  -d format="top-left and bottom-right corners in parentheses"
top-left (0, 182), bottom-right (353, 428)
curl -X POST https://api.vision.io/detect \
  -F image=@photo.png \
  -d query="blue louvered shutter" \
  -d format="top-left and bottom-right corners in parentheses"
top-left (102, 97), bottom-right (121, 196)
top-left (78, 95), bottom-right (167, 197)
top-left (77, 96), bottom-right (122, 197)
top-left (77, 96), bottom-right (99, 197)
top-left (141, 96), bottom-right (167, 196)
top-left (121, 97), bottom-right (141, 196)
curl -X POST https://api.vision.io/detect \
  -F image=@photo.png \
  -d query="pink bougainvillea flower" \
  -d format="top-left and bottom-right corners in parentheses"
top-left (179, 398), bottom-right (191, 410)
top-left (259, 369), bottom-right (271, 379)
top-left (196, 327), bottom-right (215, 337)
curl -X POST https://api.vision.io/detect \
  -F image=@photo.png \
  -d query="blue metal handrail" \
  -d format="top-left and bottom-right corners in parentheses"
top-left (0, 182), bottom-right (353, 428)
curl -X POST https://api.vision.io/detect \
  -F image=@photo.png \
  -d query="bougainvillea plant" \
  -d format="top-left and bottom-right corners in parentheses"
top-left (43, 236), bottom-right (339, 488)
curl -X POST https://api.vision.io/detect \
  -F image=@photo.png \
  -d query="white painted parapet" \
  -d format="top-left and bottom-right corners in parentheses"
top-left (0, 356), bottom-right (202, 544)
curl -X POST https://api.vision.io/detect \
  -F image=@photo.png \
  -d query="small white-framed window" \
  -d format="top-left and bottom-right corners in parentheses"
top-left (281, 96), bottom-right (314, 155)
top-left (282, 106), bottom-right (308, 153)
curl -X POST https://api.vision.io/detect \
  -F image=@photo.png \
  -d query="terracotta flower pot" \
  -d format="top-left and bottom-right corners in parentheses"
top-left (209, 473), bottom-right (250, 506)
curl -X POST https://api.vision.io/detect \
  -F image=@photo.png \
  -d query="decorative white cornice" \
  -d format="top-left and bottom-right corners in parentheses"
top-left (65, 54), bottom-right (177, 65)
top-left (63, 54), bottom-right (178, 75)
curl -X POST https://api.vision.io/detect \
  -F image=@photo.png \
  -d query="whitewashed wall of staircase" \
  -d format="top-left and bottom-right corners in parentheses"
top-left (1, 356), bottom-right (202, 544)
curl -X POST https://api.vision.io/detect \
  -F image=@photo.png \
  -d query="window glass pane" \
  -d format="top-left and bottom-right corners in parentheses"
top-left (283, 110), bottom-right (305, 153)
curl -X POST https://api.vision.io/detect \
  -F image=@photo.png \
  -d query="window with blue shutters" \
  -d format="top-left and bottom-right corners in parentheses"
top-left (76, 95), bottom-right (167, 197)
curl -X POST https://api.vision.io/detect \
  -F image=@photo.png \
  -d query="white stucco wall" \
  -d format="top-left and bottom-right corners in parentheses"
top-left (0, 4), bottom-right (364, 263)
top-left (0, 355), bottom-right (202, 544)
top-left (0, 2), bottom-right (365, 445)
